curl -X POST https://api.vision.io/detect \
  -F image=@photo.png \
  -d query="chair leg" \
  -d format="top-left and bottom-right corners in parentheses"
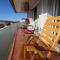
top-left (24, 46), bottom-right (26, 59)
top-left (46, 57), bottom-right (48, 60)
top-left (47, 52), bottom-right (51, 59)
top-left (31, 54), bottom-right (36, 60)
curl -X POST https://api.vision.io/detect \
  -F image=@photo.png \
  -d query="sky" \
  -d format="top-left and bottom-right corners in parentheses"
top-left (0, 0), bottom-right (27, 21)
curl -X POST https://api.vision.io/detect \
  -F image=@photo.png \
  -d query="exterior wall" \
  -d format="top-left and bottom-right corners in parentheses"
top-left (28, 0), bottom-right (58, 18)
top-left (37, 0), bottom-right (43, 16)
top-left (37, 0), bottom-right (54, 16)
top-left (28, 0), bottom-right (59, 34)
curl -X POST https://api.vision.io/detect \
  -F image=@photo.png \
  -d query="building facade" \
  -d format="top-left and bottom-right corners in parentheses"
top-left (28, 0), bottom-right (60, 20)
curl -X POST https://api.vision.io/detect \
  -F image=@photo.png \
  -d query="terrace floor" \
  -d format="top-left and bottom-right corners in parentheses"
top-left (8, 29), bottom-right (60, 60)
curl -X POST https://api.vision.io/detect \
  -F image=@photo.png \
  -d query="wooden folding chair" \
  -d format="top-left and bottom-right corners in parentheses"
top-left (24, 16), bottom-right (60, 60)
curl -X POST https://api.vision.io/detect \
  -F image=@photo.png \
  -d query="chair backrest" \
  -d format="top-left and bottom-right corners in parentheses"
top-left (38, 16), bottom-right (60, 49)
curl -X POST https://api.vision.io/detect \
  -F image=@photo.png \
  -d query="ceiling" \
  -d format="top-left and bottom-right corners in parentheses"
top-left (10, 0), bottom-right (39, 13)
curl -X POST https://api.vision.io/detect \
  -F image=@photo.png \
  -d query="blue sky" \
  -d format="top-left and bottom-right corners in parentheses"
top-left (0, 0), bottom-right (27, 21)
